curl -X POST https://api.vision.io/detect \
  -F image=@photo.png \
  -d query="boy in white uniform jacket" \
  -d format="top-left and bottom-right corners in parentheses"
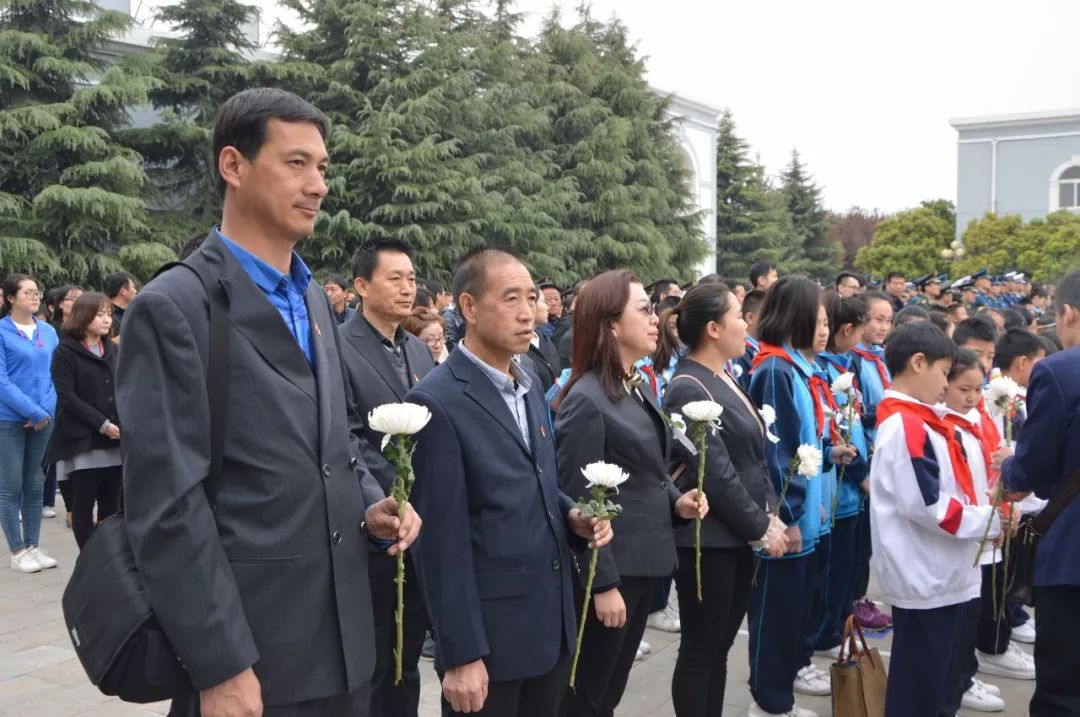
top-left (869, 323), bottom-right (1001, 717)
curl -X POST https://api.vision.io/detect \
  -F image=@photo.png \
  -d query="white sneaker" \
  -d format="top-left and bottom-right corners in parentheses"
top-left (977, 645), bottom-right (1036, 680)
top-left (638, 639), bottom-right (652, 654)
top-left (10, 551), bottom-right (41, 573)
top-left (646, 603), bottom-right (681, 633)
top-left (42, 507), bottom-right (56, 518)
top-left (749, 702), bottom-right (819, 717)
top-left (28, 547), bottom-right (56, 569)
top-left (793, 664), bottom-right (831, 696)
top-left (634, 647), bottom-right (644, 662)
top-left (974, 678), bottom-right (1001, 697)
top-left (962, 680), bottom-right (1006, 712)
top-left (1012, 620), bottom-right (1036, 644)
top-left (814, 645), bottom-right (842, 660)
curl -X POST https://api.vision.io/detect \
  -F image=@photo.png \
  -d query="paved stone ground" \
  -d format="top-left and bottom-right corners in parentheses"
top-left (0, 516), bottom-right (1036, 716)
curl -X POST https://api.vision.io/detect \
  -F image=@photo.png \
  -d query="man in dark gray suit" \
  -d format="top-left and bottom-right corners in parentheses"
top-left (339, 238), bottom-right (436, 717)
top-left (117, 88), bottom-right (421, 717)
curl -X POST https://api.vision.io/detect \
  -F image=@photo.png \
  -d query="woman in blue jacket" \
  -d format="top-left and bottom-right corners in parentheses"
top-left (0, 274), bottom-right (60, 573)
top-left (813, 294), bottom-right (870, 658)
top-left (746, 277), bottom-right (854, 717)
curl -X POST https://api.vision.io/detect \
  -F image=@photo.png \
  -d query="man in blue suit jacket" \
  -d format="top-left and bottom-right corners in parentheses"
top-left (407, 249), bottom-right (612, 717)
top-left (1002, 269), bottom-right (1080, 717)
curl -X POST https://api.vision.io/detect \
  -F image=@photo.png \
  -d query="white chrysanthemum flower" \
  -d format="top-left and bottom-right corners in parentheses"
top-left (986, 376), bottom-right (1021, 417)
top-left (581, 461), bottom-right (630, 490)
top-left (831, 372), bottom-right (855, 396)
top-left (669, 413), bottom-right (687, 434)
top-left (682, 400), bottom-right (724, 424)
top-left (796, 444), bottom-right (823, 478)
top-left (759, 404), bottom-right (780, 444)
top-left (368, 402), bottom-right (432, 451)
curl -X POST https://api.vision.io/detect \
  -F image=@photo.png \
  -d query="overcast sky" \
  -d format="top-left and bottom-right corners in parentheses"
top-left (150, 0), bottom-right (1080, 214)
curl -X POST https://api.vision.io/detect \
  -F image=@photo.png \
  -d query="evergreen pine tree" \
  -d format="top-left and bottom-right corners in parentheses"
top-left (780, 149), bottom-right (839, 280)
top-left (0, 0), bottom-right (162, 284)
top-left (713, 110), bottom-right (790, 279)
top-left (121, 0), bottom-right (260, 245)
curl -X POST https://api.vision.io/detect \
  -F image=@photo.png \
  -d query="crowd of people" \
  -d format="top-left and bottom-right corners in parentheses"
top-left (2, 87), bottom-right (1079, 717)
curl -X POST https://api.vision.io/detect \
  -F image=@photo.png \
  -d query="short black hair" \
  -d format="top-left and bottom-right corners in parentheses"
top-left (757, 276), bottom-right (821, 349)
top-left (835, 271), bottom-right (864, 288)
top-left (1055, 269), bottom-right (1080, 314)
top-left (885, 321), bottom-right (957, 377)
top-left (1038, 334), bottom-right (1060, 356)
top-left (104, 272), bottom-right (136, 299)
top-left (928, 312), bottom-right (951, 335)
top-left (749, 260), bottom-right (776, 288)
top-left (994, 328), bottom-right (1045, 370)
top-left (825, 293), bottom-right (868, 352)
top-left (741, 289), bottom-right (767, 317)
top-left (948, 347), bottom-right (983, 381)
top-left (953, 316), bottom-right (998, 347)
top-left (350, 238), bottom-right (414, 281)
top-left (946, 303), bottom-right (967, 318)
top-left (413, 288), bottom-right (434, 309)
top-left (1002, 307), bottom-right (1030, 330)
top-left (862, 290), bottom-right (893, 310)
top-left (893, 305), bottom-right (930, 326)
top-left (424, 279), bottom-right (445, 295)
top-left (452, 248), bottom-right (521, 307)
top-left (886, 271), bottom-right (906, 283)
top-left (212, 88), bottom-right (330, 197)
top-left (323, 274), bottom-right (348, 291)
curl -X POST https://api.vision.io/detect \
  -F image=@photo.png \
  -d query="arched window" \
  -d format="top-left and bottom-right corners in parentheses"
top-left (1050, 158), bottom-right (1080, 212)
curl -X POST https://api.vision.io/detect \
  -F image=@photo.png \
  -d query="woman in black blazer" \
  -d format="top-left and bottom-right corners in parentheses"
top-left (663, 283), bottom-right (789, 717)
top-left (44, 293), bottom-right (121, 548)
top-left (554, 269), bottom-right (707, 717)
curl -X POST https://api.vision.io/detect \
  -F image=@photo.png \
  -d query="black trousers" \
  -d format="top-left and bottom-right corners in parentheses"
top-left (169, 684), bottom-right (369, 717)
top-left (71, 466), bottom-right (122, 549)
top-left (814, 515), bottom-right (858, 651)
top-left (368, 550), bottom-right (429, 717)
top-left (747, 553), bottom-right (814, 714)
top-left (441, 657), bottom-right (570, 717)
top-left (975, 562), bottom-right (1011, 655)
top-left (58, 477), bottom-right (73, 513)
top-left (1031, 585), bottom-right (1080, 717)
top-left (851, 502), bottom-right (872, 600)
top-left (886, 599), bottom-right (979, 717)
top-left (671, 547), bottom-right (754, 717)
top-left (560, 575), bottom-right (656, 717)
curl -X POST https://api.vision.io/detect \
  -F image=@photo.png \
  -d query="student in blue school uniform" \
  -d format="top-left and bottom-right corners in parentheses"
top-left (812, 294), bottom-right (871, 659)
top-left (849, 290), bottom-right (894, 630)
top-left (746, 277), bottom-right (855, 717)
top-left (871, 322), bottom-right (1001, 717)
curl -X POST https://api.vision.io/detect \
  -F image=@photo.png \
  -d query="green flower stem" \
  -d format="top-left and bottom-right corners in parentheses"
top-left (388, 437), bottom-right (416, 686)
top-left (569, 540), bottom-right (599, 690)
top-left (569, 484), bottom-right (621, 690)
top-left (694, 426), bottom-right (707, 603)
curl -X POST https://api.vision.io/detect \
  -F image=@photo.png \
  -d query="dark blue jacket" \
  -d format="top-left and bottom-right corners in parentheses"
top-left (406, 348), bottom-right (578, 681)
top-left (817, 352), bottom-right (869, 521)
top-left (1002, 344), bottom-right (1080, 587)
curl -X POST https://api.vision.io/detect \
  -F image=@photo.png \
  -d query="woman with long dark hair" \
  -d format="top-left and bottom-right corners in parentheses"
top-left (44, 293), bottom-right (122, 548)
top-left (554, 269), bottom-right (707, 717)
top-left (42, 284), bottom-right (82, 525)
top-left (664, 283), bottom-right (788, 717)
top-left (0, 274), bottom-right (60, 572)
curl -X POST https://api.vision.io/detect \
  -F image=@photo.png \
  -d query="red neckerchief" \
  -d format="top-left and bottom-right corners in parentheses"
top-left (974, 398), bottom-right (1002, 460)
top-left (852, 346), bottom-right (891, 390)
top-left (940, 411), bottom-right (994, 481)
top-left (878, 397), bottom-right (978, 505)
top-left (752, 343), bottom-right (840, 443)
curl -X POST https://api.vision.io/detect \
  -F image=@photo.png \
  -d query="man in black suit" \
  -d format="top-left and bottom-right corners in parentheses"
top-left (339, 239), bottom-right (437, 717)
top-left (406, 249), bottom-right (613, 717)
top-left (117, 88), bottom-right (421, 717)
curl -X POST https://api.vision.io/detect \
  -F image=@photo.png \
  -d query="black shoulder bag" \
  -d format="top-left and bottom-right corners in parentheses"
top-left (61, 255), bottom-right (230, 703)
top-left (1007, 466), bottom-right (1080, 607)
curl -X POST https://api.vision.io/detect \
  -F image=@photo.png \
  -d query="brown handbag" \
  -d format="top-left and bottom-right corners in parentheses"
top-left (831, 614), bottom-right (888, 717)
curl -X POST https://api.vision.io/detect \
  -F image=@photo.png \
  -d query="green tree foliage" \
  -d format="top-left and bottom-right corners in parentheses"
top-left (780, 149), bottom-right (839, 280)
top-left (713, 110), bottom-right (790, 279)
top-left (954, 210), bottom-right (1080, 283)
top-left (855, 204), bottom-right (954, 279)
top-left (120, 0), bottom-right (260, 247)
top-left (0, 0), bottom-right (163, 285)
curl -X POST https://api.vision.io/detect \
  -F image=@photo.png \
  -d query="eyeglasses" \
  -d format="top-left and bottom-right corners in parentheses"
top-left (423, 335), bottom-right (445, 347)
top-left (20, 289), bottom-right (42, 298)
top-left (637, 303), bottom-right (656, 316)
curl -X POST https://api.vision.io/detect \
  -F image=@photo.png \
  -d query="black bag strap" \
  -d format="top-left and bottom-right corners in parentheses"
top-left (153, 256), bottom-right (230, 504)
top-left (1031, 466), bottom-right (1080, 537)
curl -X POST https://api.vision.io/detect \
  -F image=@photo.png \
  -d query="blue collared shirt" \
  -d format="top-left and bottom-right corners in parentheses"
top-left (457, 341), bottom-right (533, 451)
top-left (217, 228), bottom-right (314, 366)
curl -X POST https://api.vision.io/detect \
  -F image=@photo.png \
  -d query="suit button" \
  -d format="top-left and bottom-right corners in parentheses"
top-left (322, 464), bottom-right (332, 477)
top-left (551, 560), bottom-right (560, 571)
top-left (331, 531), bottom-right (342, 545)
